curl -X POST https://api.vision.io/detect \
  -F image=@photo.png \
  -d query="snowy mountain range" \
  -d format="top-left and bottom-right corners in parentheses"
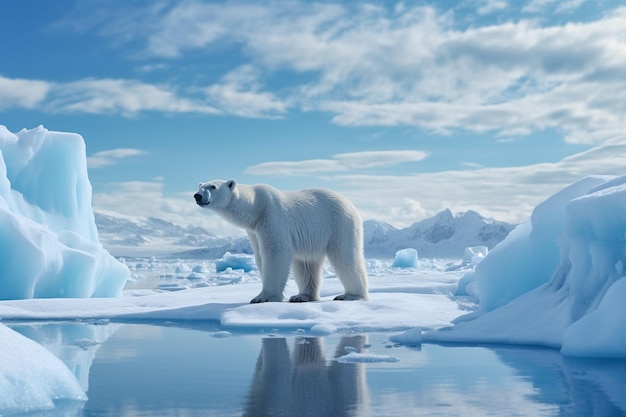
top-left (363, 209), bottom-right (514, 258)
top-left (95, 209), bottom-right (515, 259)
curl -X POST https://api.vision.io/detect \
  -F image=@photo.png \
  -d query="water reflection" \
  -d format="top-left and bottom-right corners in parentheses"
top-left (4, 322), bottom-right (626, 417)
top-left (244, 336), bottom-right (370, 417)
top-left (494, 347), bottom-right (626, 417)
top-left (10, 321), bottom-right (120, 391)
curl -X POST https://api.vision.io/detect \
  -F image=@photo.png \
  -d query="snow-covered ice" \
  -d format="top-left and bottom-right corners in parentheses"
top-left (0, 126), bottom-right (128, 299)
top-left (0, 260), bottom-right (466, 331)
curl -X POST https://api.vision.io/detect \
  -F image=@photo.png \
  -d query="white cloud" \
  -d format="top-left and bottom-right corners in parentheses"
top-left (461, 162), bottom-right (484, 169)
top-left (246, 159), bottom-right (346, 176)
top-left (48, 78), bottom-right (221, 117)
top-left (246, 150), bottom-right (429, 176)
top-left (8, 2), bottom-right (626, 142)
top-left (0, 76), bottom-right (52, 110)
top-left (87, 148), bottom-right (147, 169)
top-left (523, 0), bottom-right (588, 13)
top-left (334, 150), bottom-right (429, 169)
top-left (333, 135), bottom-right (626, 227)
top-left (477, 0), bottom-right (508, 15)
top-left (204, 66), bottom-right (288, 118)
top-left (97, 1), bottom-right (625, 143)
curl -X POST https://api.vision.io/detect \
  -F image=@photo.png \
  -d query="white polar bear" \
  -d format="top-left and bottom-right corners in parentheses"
top-left (194, 179), bottom-right (369, 303)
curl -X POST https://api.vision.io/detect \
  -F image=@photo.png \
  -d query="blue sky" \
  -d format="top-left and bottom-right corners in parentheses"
top-left (1, 0), bottom-right (625, 235)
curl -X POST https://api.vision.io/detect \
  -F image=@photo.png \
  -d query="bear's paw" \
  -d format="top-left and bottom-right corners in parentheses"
top-left (334, 293), bottom-right (368, 301)
top-left (289, 294), bottom-right (319, 303)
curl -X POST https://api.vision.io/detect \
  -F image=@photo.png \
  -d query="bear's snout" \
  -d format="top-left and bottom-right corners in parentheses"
top-left (194, 189), bottom-right (211, 206)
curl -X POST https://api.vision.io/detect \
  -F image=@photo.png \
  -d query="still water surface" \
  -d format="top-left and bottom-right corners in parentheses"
top-left (10, 322), bottom-right (626, 417)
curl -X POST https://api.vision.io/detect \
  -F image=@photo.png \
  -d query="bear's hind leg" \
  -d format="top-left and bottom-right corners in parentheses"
top-left (289, 259), bottom-right (323, 302)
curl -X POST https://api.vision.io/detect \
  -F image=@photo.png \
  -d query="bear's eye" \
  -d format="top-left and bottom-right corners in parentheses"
top-left (209, 185), bottom-right (216, 190)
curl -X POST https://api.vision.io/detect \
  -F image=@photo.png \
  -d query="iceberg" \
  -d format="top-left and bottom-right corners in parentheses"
top-left (0, 125), bottom-right (128, 299)
top-left (425, 175), bottom-right (626, 358)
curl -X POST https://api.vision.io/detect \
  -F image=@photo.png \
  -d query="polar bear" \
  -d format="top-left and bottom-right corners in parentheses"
top-left (194, 179), bottom-right (369, 303)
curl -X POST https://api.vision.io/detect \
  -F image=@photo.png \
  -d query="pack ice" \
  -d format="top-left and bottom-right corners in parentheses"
top-left (0, 125), bottom-right (128, 299)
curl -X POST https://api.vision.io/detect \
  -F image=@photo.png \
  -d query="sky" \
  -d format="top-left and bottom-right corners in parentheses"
top-left (1, 0), bottom-right (625, 236)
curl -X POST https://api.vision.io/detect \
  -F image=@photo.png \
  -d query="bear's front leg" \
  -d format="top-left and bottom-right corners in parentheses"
top-left (250, 244), bottom-right (291, 303)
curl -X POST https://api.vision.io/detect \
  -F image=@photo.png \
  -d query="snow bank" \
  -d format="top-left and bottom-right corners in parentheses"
top-left (0, 322), bottom-right (86, 414)
top-left (0, 126), bottom-right (128, 299)
top-left (425, 175), bottom-right (626, 358)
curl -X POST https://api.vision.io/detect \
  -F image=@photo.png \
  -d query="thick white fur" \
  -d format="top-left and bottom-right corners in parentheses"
top-left (195, 179), bottom-right (369, 303)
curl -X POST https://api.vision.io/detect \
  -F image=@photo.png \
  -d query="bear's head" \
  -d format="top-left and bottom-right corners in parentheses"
top-left (194, 179), bottom-right (237, 209)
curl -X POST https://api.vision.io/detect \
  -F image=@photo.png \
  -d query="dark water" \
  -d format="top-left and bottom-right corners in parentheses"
top-left (8, 322), bottom-right (626, 417)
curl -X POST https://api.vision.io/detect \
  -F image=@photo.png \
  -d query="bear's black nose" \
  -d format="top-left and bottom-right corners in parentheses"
top-left (194, 193), bottom-right (203, 203)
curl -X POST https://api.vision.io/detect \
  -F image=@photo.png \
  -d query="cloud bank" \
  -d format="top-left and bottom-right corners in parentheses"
top-left (3, 1), bottom-right (625, 143)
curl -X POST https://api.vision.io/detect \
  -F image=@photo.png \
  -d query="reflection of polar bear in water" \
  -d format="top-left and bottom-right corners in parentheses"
top-left (243, 336), bottom-right (370, 417)
top-left (194, 180), bottom-right (369, 303)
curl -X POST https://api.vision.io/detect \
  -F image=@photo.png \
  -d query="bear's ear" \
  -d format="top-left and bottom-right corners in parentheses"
top-left (226, 179), bottom-right (237, 190)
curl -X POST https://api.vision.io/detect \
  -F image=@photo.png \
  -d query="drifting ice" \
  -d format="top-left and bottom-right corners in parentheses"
top-left (392, 248), bottom-right (419, 268)
top-left (215, 251), bottom-right (256, 272)
top-left (0, 126), bottom-right (128, 299)
top-left (463, 246), bottom-right (488, 265)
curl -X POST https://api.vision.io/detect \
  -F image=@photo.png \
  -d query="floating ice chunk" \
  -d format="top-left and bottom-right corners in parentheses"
top-left (211, 331), bottom-right (232, 338)
top-left (192, 264), bottom-right (207, 273)
top-left (215, 251), bottom-right (256, 272)
top-left (335, 351), bottom-right (399, 363)
top-left (391, 248), bottom-right (419, 268)
top-left (186, 272), bottom-right (204, 280)
top-left (463, 246), bottom-right (488, 265)
top-left (0, 323), bottom-right (86, 414)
